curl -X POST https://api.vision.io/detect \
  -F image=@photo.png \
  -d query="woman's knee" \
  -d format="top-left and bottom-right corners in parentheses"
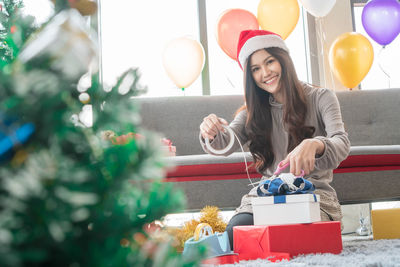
top-left (227, 213), bottom-right (254, 229)
top-left (226, 213), bottom-right (253, 248)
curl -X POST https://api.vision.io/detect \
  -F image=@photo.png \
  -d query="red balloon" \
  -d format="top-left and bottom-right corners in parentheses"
top-left (216, 9), bottom-right (259, 60)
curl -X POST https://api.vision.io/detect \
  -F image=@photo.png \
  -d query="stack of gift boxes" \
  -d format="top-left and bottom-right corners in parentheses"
top-left (183, 165), bottom-right (344, 264)
top-left (201, 188), bottom-right (400, 264)
top-left (232, 192), bottom-right (343, 263)
top-left (189, 173), bottom-right (400, 264)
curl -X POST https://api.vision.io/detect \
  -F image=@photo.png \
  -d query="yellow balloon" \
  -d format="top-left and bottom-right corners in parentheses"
top-left (257, 0), bottom-right (299, 39)
top-left (329, 32), bottom-right (374, 89)
top-left (162, 37), bottom-right (205, 89)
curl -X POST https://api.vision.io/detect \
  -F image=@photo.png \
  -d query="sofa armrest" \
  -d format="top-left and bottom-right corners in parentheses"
top-left (166, 152), bottom-right (253, 166)
top-left (165, 152), bottom-right (258, 181)
top-left (337, 145), bottom-right (400, 171)
top-left (349, 145), bottom-right (400, 155)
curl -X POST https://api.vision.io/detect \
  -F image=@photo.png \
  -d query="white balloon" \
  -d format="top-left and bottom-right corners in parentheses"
top-left (299, 0), bottom-right (336, 17)
top-left (162, 37), bottom-right (205, 89)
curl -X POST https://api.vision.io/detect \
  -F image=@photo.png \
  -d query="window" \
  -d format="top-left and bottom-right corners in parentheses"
top-left (100, 0), bottom-right (200, 97)
top-left (100, 0), bottom-right (310, 97)
top-left (352, 0), bottom-right (400, 89)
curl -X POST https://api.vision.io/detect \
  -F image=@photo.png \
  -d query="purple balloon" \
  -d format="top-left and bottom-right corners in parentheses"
top-left (362, 0), bottom-right (400, 46)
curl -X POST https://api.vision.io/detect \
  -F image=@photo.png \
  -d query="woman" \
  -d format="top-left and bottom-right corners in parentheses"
top-left (199, 30), bottom-right (350, 249)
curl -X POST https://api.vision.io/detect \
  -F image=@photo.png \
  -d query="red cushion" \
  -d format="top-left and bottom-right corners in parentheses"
top-left (337, 154), bottom-right (400, 168)
top-left (165, 154), bottom-right (400, 182)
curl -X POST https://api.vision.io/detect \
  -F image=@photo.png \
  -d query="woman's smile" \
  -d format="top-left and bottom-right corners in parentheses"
top-left (263, 74), bottom-right (279, 85)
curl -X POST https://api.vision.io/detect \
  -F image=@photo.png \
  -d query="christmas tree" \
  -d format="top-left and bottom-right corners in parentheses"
top-left (0, 1), bottom-right (204, 266)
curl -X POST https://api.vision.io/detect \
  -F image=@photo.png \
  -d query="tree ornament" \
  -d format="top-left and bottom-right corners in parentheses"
top-left (10, 25), bottom-right (17, 34)
top-left (10, 149), bottom-right (29, 166)
top-left (69, 0), bottom-right (98, 16)
top-left (19, 9), bottom-right (98, 80)
top-left (79, 92), bottom-right (90, 104)
top-left (120, 238), bottom-right (130, 247)
top-left (0, 113), bottom-right (35, 161)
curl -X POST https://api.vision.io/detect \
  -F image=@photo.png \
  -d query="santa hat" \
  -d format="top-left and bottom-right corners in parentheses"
top-left (237, 30), bottom-right (289, 69)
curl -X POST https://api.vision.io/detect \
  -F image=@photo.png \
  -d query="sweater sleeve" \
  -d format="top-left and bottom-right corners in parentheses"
top-left (199, 109), bottom-right (249, 156)
top-left (313, 89), bottom-right (351, 170)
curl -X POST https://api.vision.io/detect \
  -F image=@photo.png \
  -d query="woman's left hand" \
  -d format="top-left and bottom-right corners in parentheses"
top-left (281, 139), bottom-right (325, 176)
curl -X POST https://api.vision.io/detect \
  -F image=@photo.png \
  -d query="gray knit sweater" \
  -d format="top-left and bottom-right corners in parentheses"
top-left (199, 83), bottom-right (350, 222)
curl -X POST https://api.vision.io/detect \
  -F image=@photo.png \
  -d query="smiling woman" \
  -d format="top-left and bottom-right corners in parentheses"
top-left (198, 28), bottom-right (351, 248)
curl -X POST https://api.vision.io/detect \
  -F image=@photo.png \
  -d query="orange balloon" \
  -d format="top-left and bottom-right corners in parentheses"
top-left (216, 9), bottom-right (259, 60)
top-left (257, 0), bottom-right (299, 40)
top-left (329, 32), bottom-right (374, 89)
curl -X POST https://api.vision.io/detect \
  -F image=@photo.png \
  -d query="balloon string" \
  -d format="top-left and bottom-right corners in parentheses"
top-left (231, 130), bottom-right (255, 188)
top-left (205, 126), bottom-right (255, 188)
top-left (317, 17), bottom-right (335, 90)
top-left (316, 18), bottom-right (325, 87)
top-left (226, 75), bottom-right (235, 89)
top-left (225, 58), bottom-right (236, 89)
top-left (378, 46), bottom-right (391, 88)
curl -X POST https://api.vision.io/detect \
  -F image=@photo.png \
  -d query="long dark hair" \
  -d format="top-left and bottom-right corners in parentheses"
top-left (237, 47), bottom-right (315, 173)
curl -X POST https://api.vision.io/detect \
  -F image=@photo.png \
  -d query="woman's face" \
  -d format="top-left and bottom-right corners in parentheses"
top-left (249, 49), bottom-right (283, 102)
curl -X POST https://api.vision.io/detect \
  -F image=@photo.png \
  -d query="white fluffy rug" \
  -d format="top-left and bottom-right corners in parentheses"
top-left (205, 236), bottom-right (400, 267)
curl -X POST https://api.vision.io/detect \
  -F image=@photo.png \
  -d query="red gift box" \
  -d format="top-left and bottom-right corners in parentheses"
top-left (202, 254), bottom-right (239, 265)
top-left (233, 221), bottom-right (342, 262)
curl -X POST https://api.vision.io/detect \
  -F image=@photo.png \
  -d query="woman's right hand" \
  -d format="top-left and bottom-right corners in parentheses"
top-left (200, 114), bottom-right (228, 141)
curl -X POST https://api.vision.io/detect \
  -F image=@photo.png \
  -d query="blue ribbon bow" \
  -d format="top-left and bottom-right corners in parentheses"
top-left (257, 176), bottom-right (315, 197)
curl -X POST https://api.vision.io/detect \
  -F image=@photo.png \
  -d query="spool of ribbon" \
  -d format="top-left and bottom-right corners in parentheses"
top-left (204, 124), bottom-right (256, 187)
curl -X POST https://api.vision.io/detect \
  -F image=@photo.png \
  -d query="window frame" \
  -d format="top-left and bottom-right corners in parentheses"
top-left (350, 0), bottom-right (368, 31)
top-left (197, 0), bottom-right (211, 95)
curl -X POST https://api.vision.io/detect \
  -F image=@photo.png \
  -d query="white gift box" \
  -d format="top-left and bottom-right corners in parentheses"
top-left (251, 194), bottom-right (321, 226)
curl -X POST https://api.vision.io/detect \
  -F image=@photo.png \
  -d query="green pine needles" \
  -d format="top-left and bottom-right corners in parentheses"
top-left (0, 1), bottom-right (204, 266)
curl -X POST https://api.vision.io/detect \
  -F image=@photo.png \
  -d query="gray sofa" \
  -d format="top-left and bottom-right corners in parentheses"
top-left (137, 88), bottom-right (400, 211)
